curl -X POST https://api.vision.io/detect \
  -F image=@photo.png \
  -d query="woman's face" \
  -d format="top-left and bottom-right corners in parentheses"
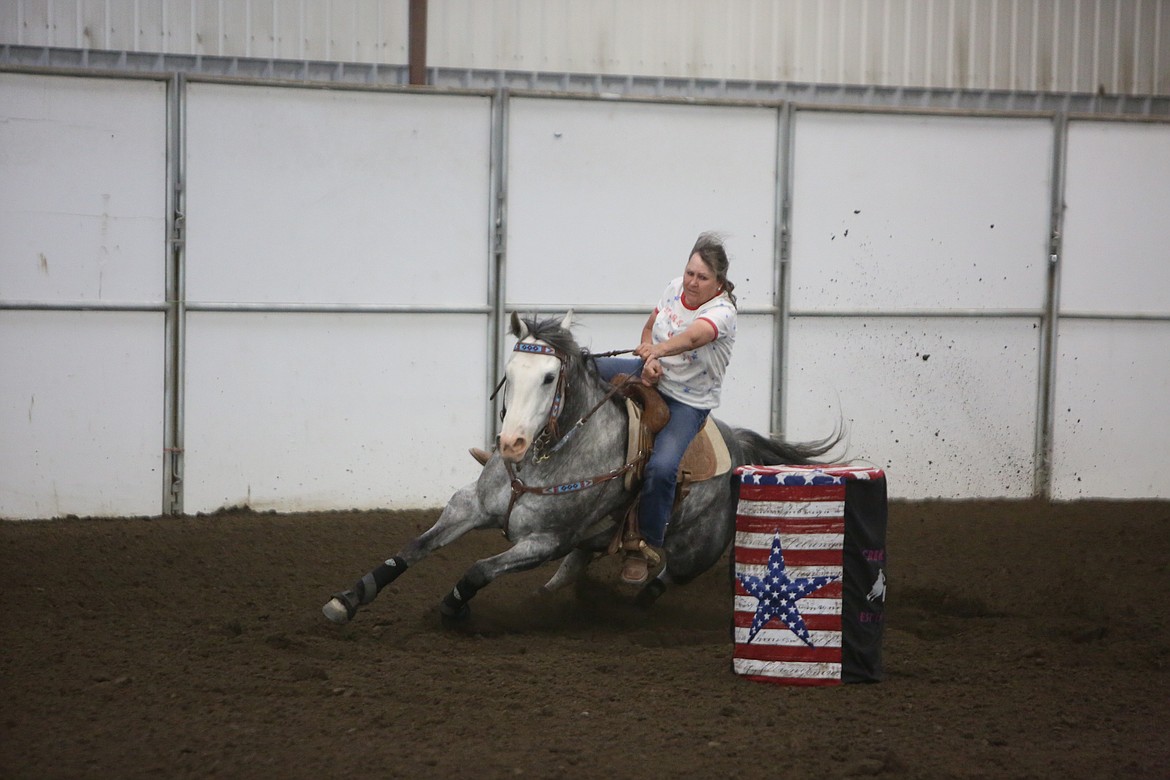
top-left (683, 252), bottom-right (721, 307)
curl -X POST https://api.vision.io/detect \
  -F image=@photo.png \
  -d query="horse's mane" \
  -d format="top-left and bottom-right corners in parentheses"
top-left (519, 315), bottom-right (600, 382)
top-left (522, 316), bottom-right (582, 360)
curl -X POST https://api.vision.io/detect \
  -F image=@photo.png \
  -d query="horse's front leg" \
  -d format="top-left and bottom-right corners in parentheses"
top-left (322, 484), bottom-right (489, 624)
top-left (438, 534), bottom-right (564, 622)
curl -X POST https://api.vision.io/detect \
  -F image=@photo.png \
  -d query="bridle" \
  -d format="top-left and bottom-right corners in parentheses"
top-left (491, 342), bottom-right (570, 459)
top-left (493, 339), bottom-right (644, 535)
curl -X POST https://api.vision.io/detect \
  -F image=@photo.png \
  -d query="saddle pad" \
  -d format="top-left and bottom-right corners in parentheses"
top-left (680, 415), bottom-right (733, 483)
top-left (623, 399), bottom-right (732, 490)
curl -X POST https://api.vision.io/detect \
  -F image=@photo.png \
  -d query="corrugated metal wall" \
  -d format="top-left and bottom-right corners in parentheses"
top-left (2, 0), bottom-right (1167, 96)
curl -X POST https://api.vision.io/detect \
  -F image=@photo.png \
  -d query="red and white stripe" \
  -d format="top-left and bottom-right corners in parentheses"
top-left (733, 482), bottom-right (847, 686)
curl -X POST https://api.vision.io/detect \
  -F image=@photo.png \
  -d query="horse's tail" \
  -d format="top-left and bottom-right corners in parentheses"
top-left (732, 426), bottom-right (844, 466)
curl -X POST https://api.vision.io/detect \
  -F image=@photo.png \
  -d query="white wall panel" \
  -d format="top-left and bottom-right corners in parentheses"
top-left (790, 111), bottom-right (1053, 313)
top-left (786, 316), bottom-right (1041, 499)
top-left (0, 73), bottom-right (166, 304)
top-left (183, 312), bottom-right (485, 513)
top-left (0, 311), bottom-right (164, 519)
top-left (185, 84), bottom-right (490, 306)
top-left (1051, 320), bottom-right (1170, 499)
top-left (506, 98), bottom-right (778, 310)
top-left (1061, 121), bottom-right (1170, 316)
top-left (715, 315), bottom-right (780, 436)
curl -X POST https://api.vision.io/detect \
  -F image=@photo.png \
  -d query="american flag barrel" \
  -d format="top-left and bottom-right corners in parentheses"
top-left (732, 465), bottom-right (887, 686)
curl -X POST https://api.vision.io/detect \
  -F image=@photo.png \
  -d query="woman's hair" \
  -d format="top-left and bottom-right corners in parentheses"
top-left (690, 232), bottom-right (737, 309)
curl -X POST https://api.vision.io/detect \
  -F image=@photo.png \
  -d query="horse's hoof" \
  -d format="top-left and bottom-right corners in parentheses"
top-left (322, 590), bottom-right (359, 624)
top-left (321, 598), bottom-right (351, 624)
top-left (439, 602), bottom-right (471, 624)
top-left (634, 579), bottom-right (667, 609)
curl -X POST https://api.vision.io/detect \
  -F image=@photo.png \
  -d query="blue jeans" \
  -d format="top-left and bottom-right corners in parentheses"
top-left (594, 357), bottom-right (711, 547)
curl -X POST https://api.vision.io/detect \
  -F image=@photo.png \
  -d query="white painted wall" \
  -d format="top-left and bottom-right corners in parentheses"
top-left (787, 316), bottom-right (1042, 498)
top-left (0, 311), bottom-right (165, 518)
top-left (505, 96), bottom-right (780, 433)
top-left (2, 72), bottom-right (1168, 518)
top-left (1052, 120), bottom-right (1170, 498)
top-left (0, 72), bottom-right (167, 303)
top-left (185, 84), bottom-right (491, 307)
top-left (0, 73), bottom-right (167, 519)
top-left (785, 110), bottom-right (1054, 498)
top-left (181, 83), bottom-right (492, 514)
top-left (183, 311), bottom-right (486, 513)
top-left (788, 112), bottom-right (1054, 313)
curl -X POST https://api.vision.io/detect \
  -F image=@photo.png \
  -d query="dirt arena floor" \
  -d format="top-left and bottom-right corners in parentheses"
top-left (2, 499), bottom-right (1168, 779)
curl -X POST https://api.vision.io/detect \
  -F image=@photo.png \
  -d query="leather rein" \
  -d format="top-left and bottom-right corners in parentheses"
top-left (494, 342), bottom-right (642, 534)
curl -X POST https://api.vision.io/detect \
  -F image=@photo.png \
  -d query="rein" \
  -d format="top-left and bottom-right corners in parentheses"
top-left (502, 454), bottom-right (641, 534)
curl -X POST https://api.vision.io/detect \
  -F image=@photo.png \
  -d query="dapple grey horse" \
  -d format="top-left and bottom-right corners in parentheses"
top-left (322, 311), bottom-right (839, 624)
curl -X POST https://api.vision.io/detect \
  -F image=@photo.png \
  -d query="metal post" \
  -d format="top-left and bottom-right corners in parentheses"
top-left (771, 102), bottom-right (796, 438)
top-left (1034, 112), bottom-right (1067, 499)
top-left (163, 72), bottom-right (187, 515)
top-left (408, 0), bottom-right (428, 86)
top-left (486, 88), bottom-right (510, 445)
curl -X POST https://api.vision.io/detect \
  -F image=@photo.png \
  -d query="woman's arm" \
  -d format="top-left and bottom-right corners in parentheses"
top-left (635, 319), bottom-right (717, 361)
top-left (638, 310), bottom-right (663, 384)
top-left (639, 310), bottom-right (656, 347)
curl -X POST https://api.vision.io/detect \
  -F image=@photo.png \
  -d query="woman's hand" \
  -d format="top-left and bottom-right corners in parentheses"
top-left (641, 357), bottom-right (663, 385)
top-left (634, 342), bottom-right (663, 361)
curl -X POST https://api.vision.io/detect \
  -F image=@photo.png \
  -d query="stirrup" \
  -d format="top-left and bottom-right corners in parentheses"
top-left (469, 447), bottom-right (491, 466)
top-left (622, 537), bottom-right (662, 566)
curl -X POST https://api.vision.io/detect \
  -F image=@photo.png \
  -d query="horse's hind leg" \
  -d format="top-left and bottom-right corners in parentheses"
top-left (541, 549), bottom-right (592, 592)
top-left (322, 485), bottom-right (486, 625)
top-left (439, 535), bottom-right (562, 621)
top-left (540, 525), bottom-right (613, 592)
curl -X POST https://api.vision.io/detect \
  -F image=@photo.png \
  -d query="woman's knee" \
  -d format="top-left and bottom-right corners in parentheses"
top-left (643, 456), bottom-right (677, 488)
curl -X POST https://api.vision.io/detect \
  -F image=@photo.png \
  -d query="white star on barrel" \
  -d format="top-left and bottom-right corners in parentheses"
top-left (737, 532), bottom-right (840, 647)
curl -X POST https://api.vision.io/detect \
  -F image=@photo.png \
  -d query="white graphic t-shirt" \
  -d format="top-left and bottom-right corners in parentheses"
top-left (651, 277), bottom-right (737, 410)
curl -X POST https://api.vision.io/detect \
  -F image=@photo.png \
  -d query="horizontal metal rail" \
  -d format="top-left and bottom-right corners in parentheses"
top-left (3, 45), bottom-right (1168, 118)
top-left (9, 301), bottom-right (1163, 322)
top-left (789, 308), bottom-right (1044, 318)
top-left (791, 308), bottom-right (1170, 322)
top-left (504, 303), bottom-right (778, 316)
top-left (0, 300), bottom-right (491, 315)
top-left (0, 300), bottom-right (168, 312)
top-left (184, 302), bottom-right (492, 315)
top-left (1058, 311), bottom-right (1170, 322)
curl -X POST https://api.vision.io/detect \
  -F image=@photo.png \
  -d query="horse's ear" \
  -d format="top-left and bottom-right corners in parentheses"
top-left (560, 309), bottom-right (574, 331)
top-left (510, 312), bottom-right (528, 340)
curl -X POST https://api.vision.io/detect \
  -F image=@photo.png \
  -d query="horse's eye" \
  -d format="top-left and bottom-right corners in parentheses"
top-left (543, 373), bottom-right (556, 385)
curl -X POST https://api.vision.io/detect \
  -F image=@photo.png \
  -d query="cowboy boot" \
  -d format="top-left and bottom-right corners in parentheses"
top-left (615, 503), bottom-right (662, 585)
top-left (620, 548), bottom-right (650, 585)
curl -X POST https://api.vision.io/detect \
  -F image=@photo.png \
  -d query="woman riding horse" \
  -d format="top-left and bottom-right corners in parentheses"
top-left (593, 232), bottom-right (738, 584)
top-left (326, 296), bottom-right (837, 626)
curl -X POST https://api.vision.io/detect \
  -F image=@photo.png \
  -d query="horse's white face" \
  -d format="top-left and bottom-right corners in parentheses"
top-left (497, 311), bottom-right (572, 462)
